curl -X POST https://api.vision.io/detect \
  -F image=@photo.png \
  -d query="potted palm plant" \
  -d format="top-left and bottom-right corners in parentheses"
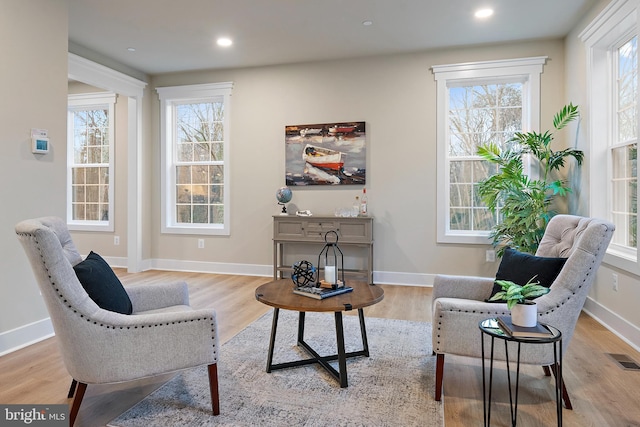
top-left (489, 278), bottom-right (550, 326)
top-left (477, 103), bottom-right (584, 255)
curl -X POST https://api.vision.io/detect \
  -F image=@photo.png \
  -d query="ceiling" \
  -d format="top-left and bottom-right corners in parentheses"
top-left (68, 0), bottom-right (599, 75)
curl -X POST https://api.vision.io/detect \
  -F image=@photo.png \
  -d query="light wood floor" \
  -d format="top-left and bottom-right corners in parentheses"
top-left (1, 270), bottom-right (639, 426)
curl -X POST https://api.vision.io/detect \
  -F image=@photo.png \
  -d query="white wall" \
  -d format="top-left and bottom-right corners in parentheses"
top-left (0, 0), bottom-right (68, 352)
top-left (148, 39), bottom-right (567, 284)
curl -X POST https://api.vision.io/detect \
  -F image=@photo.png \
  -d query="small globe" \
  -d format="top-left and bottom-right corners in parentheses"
top-left (291, 260), bottom-right (316, 287)
top-left (276, 186), bottom-right (292, 204)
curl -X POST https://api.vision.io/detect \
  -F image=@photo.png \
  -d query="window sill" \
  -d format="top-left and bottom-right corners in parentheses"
top-left (161, 224), bottom-right (230, 236)
top-left (603, 250), bottom-right (640, 275)
top-left (67, 222), bottom-right (114, 232)
top-left (437, 231), bottom-right (492, 245)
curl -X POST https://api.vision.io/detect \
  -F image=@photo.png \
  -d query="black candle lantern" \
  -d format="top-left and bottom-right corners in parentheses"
top-left (317, 230), bottom-right (345, 289)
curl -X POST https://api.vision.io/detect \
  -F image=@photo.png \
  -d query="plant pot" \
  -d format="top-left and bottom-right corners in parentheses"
top-left (511, 302), bottom-right (537, 327)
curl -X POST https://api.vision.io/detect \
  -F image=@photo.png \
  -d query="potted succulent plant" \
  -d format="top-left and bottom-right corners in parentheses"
top-left (489, 277), bottom-right (550, 326)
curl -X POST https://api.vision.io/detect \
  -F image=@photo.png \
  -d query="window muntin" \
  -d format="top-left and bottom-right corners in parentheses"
top-left (581, 0), bottom-right (639, 272)
top-left (157, 82), bottom-right (233, 235)
top-left (174, 101), bottom-right (225, 225)
top-left (611, 35), bottom-right (638, 249)
top-left (67, 93), bottom-right (115, 231)
top-left (433, 57), bottom-right (544, 244)
top-left (447, 83), bottom-right (523, 233)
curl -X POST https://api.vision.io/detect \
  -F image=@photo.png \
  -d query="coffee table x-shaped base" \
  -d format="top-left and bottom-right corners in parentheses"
top-left (265, 307), bottom-right (369, 388)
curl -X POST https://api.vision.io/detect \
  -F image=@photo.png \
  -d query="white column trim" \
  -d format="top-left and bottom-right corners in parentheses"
top-left (68, 53), bottom-right (147, 272)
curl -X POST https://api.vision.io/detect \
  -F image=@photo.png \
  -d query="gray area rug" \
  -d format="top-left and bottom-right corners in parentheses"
top-left (109, 310), bottom-right (443, 426)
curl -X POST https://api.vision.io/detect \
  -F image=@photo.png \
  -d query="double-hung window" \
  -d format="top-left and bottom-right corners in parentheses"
top-left (157, 82), bottom-right (233, 235)
top-left (67, 92), bottom-right (116, 231)
top-left (582, 0), bottom-right (639, 272)
top-left (612, 36), bottom-right (638, 250)
top-left (433, 57), bottom-right (546, 244)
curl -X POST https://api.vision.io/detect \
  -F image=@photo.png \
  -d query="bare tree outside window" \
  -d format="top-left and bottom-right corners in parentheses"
top-left (448, 83), bottom-right (523, 232)
top-left (612, 35), bottom-right (638, 248)
top-left (70, 108), bottom-right (110, 222)
top-left (174, 102), bottom-right (225, 225)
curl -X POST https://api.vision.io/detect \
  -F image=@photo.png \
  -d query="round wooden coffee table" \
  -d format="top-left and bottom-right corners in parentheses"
top-left (255, 279), bottom-right (384, 387)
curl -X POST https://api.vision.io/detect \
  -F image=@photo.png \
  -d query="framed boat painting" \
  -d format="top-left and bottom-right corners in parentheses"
top-left (285, 121), bottom-right (366, 186)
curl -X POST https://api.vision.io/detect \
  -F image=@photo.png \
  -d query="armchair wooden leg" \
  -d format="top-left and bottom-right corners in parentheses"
top-left (208, 364), bottom-right (220, 415)
top-left (549, 363), bottom-right (573, 410)
top-left (67, 379), bottom-right (78, 398)
top-left (435, 354), bottom-right (444, 401)
top-left (69, 382), bottom-right (87, 426)
top-left (542, 365), bottom-right (552, 376)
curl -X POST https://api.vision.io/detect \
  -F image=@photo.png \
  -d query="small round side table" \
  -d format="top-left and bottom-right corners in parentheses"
top-left (479, 318), bottom-right (563, 427)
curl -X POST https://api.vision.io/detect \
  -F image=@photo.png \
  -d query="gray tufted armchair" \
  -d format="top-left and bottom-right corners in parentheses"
top-left (431, 215), bottom-right (614, 408)
top-left (15, 217), bottom-right (220, 426)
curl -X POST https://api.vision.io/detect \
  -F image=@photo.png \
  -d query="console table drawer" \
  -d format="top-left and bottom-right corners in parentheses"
top-left (273, 220), bottom-right (304, 238)
top-left (304, 220), bottom-right (340, 240)
top-left (273, 215), bottom-right (374, 283)
top-left (274, 217), bottom-right (372, 243)
top-left (338, 221), bottom-right (370, 243)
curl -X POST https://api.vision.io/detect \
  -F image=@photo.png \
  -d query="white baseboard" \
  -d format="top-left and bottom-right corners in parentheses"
top-left (5, 261), bottom-right (637, 357)
top-left (373, 271), bottom-right (434, 287)
top-left (103, 255), bottom-right (128, 268)
top-left (148, 260), bottom-right (435, 287)
top-left (106, 255), bottom-right (437, 287)
top-left (0, 317), bottom-right (54, 357)
top-left (583, 296), bottom-right (640, 353)
top-left (151, 259), bottom-right (272, 277)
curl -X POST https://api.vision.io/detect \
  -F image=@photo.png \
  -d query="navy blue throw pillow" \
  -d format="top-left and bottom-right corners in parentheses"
top-left (73, 251), bottom-right (133, 315)
top-left (486, 247), bottom-right (567, 302)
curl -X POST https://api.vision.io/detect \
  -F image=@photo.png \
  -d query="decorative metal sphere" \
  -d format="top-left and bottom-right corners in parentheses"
top-left (291, 260), bottom-right (316, 287)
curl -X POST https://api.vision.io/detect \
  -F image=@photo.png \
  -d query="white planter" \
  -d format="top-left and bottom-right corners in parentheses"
top-left (511, 302), bottom-right (537, 327)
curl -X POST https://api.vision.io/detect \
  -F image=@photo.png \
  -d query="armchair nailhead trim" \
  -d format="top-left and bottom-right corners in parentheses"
top-left (432, 225), bottom-right (612, 353)
top-left (18, 231), bottom-right (220, 353)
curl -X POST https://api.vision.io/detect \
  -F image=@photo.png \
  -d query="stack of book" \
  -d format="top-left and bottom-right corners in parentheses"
top-left (497, 316), bottom-right (553, 338)
top-left (293, 285), bottom-right (353, 300)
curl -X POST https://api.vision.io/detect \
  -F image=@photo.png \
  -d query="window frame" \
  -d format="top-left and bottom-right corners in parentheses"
top-left (67, 92), bottom-right (116, 232)
top-left (157, 82), bottom-right (233, 236)
top-left (432, 57), bottom-right (546, 244)
top-left (581, 0), bottom-right (640, 274)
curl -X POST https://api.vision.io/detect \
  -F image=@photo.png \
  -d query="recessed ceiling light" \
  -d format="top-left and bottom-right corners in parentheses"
top-left (127, 47), bottom-right (136, 52)
top-left (217, 37), bottom-right (233, 47)
top-left (475, 8), bottom-right (494, 19)
top-left (362, 20), bottom-right (373, 26)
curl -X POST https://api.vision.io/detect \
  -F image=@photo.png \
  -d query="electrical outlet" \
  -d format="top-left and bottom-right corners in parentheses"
top-left (485, 249), bottom-right (496, 262)
top-left (612, 273), bottom-right (618, 291)
top-left (114, 236), bottom-right (120, 245)
top-left (198, 239), bottom-right (205, 249)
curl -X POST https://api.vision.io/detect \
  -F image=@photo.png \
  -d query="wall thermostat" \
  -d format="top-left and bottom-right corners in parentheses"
top-left (31, 128), bottom-right (49, 154)
top-left (32, 136), bottom-right (49, 154)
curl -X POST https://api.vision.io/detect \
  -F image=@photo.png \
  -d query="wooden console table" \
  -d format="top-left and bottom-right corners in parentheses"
top-left (273, 215), bottom-right (374, 284)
